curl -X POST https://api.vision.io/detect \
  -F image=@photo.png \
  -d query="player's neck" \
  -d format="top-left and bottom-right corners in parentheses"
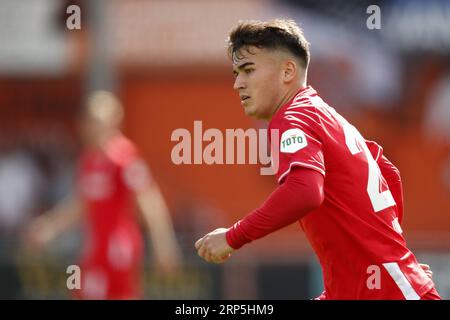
top-left (91, 130), bottom-right (121, 150)
top-left (270, 83), bottom-right (307, 120)
top-left (101, 130), bottom-right (121, 144)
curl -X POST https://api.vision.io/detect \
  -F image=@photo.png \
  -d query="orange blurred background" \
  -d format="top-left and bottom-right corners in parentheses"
top-left (1, 0), bottom-right (449, 299)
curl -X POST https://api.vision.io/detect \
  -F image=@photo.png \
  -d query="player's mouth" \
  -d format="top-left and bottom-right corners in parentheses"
top-left (240, 95), bottom-right (251, 104)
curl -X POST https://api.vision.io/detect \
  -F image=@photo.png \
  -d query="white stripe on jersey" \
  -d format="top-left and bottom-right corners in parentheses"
top-left (278, 161), bottom-right (326, 183)
top-left (382, 262), bottom-right (420, 300)
top-left (374, 146), bottom-right (382, 162)
top-left (287, 103), bottom-right (310, 110)
top-left (392, 217), bottom-right (403, 234)
top-left (285, 110), bottom-right (308, 115)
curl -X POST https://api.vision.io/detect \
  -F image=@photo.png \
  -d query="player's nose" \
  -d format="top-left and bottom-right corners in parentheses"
top-left (233, 75), bottom-right (246, 91)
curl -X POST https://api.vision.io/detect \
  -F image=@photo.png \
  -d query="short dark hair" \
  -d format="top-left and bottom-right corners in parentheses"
top-left (227, 18), bottom-right (310, 68)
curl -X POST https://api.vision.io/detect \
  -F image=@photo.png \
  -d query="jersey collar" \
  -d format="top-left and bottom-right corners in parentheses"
top-left (269, 85), bottom-right (315, 126)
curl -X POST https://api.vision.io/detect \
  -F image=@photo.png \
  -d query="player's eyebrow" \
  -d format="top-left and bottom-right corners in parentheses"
top-left (233, 62), bottom-right (255, 73)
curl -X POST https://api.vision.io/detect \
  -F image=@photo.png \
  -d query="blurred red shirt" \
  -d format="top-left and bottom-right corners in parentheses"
top-left (76, 134), bottom-right (151, 299)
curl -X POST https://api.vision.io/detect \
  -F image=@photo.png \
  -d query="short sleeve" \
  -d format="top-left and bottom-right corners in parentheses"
top-left (122, 158), bottom-right (153, 192)
top-left (274, 109), bottom-right (325, 184)
top-left (105, 135), bottom-right (153, 193)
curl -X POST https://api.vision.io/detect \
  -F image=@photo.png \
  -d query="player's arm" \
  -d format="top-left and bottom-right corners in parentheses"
top-left (195, 167), bottom-right (324, 263)
top-left (25, 194), bottom-right (83, 250)
top-left (134, 183), bottom-right (182, 274)
top-left (227, 167), bottom-right (324, 248)
top-left (122, 154), bottom-right (182, 274)
top-left (366, 140), bottom-right (404, 224)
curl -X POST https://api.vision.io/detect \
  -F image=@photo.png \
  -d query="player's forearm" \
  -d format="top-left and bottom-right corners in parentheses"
top-left (150, 217), bottom-right (181, 262)
top-left (136, 188), bottom-right (182, 260)
top-left (226, 167), bottom-right (324, 249)
top-left (41, 195), bottom-right (83, 241)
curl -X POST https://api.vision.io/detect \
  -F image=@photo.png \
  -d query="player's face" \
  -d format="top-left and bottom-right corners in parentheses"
top-left (79, 116), bottom-right (104, 147)
top-left (79, 98), bottom-right (123, 147)
top-left (79, 114), bottom-right (120, 148)
top-left (232, 46), bottom-right (285, 120)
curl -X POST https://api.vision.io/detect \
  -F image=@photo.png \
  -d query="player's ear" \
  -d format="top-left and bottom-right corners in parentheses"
top-left (282, 59), bottom-right (297, 83)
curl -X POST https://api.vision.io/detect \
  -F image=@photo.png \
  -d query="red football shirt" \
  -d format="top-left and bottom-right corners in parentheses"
top-left (76, 134), bottom-right (151, 299)
top-left (266, 86), bottom-right (434, 299)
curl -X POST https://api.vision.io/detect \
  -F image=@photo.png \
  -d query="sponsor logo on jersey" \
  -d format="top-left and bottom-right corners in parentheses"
top-left (280, 128), bottom-right (307, 153)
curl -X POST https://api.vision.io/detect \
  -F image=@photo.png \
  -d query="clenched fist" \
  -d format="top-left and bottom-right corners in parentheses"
top-left (195, 228), bottom-right (234, 264)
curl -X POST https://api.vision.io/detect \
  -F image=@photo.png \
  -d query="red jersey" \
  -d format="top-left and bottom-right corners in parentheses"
top-left (76, 134), bottom-right (151, 299)
top-left (268, 86), bottom-right (434, 299)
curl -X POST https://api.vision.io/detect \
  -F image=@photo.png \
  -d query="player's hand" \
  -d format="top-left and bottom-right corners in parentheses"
top-left (419, 263), bottom-right (433, 279)
top-left (195, 228), bottom-right (234, 264)
top-left (23, 216), bottom-right (54, 252)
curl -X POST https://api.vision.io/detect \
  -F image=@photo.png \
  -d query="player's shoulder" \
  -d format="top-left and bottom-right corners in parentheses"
top-left (104, 134), bottom-right (139, 166)
top-left (272, 86), bottom-right (328, 129)
top-left (271, 104), bottom-right (323, 139)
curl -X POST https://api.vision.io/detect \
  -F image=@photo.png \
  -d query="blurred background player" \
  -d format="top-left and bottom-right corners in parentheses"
top-left (25, 91), bottom-right (182, 299)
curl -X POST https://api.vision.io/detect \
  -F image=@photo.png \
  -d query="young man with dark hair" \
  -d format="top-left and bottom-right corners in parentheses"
top-left (195, 19), bottom-right (440, 300)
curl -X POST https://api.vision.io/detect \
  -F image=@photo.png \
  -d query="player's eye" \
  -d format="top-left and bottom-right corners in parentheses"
top-left (244, 68), bottom-right (254, 74)
top-left (233, 71), bottom-right (238, 78)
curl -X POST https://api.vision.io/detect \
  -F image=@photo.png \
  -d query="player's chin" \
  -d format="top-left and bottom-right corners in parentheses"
top-left (243, 105), bottom-right (259, 118)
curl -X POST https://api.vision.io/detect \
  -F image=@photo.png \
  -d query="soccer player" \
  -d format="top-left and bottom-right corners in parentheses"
top-left (195, 19), bottom-right (441, 300)
top-left (26, 91), bottom-right (182, 299)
